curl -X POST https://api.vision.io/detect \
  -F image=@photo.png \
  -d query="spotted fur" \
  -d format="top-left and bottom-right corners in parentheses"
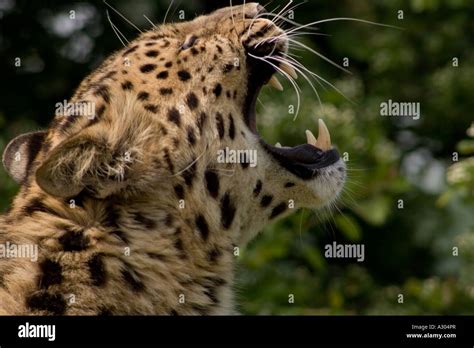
top-left (0, 3), bottom-right (346, 315)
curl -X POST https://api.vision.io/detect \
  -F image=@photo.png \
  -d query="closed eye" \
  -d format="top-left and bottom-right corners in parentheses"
top-left (181, 35), bottom-right (198, 50)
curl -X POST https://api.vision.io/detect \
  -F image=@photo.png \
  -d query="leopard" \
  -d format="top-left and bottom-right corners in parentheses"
top-left (0, 3), bottom-right (346, 315)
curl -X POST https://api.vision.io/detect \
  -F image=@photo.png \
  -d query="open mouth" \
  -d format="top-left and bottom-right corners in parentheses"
top-left (243, 35), bottom-right (340, 180)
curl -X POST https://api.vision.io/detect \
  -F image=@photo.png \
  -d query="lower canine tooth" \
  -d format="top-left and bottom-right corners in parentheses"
top-left (305, 130), bottom-right (317, 146)
top-left (268, 75), bottom-right (283, 91)
top-left (315, 119), bottom-right (332, 151)
top-left (275, 142), bottom-right (282, 148)
top-left (281, 63), bottom-right (298, 79)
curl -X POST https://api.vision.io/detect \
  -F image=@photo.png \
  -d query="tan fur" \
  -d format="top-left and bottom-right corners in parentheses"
top-left (0, 3), bottom-right (345, 315)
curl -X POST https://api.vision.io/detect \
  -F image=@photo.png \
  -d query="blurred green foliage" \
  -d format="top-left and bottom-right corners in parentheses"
top-left (0, 0), bottom-right (473, 314)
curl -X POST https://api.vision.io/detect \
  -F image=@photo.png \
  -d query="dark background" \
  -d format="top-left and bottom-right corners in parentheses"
top-left (1, 0), bottom-right (473, 314)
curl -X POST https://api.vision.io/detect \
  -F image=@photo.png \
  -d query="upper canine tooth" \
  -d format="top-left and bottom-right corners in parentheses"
top-left (316, 119), bottom-right (332, 151)
top-left (305, 130), bottom-right (317, 146)
top-left (275, 142), bottom-right (282, 148)
top-left (281, 63), bottom-right (298, 79)
top-left (268, 75), bottom-right (284, 91)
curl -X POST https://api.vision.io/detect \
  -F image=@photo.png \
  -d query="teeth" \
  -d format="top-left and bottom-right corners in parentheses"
top-left (315, 119), bottom-right (332, 151)
top-left (275, 142), bottom-right (282, 148)
top-left (305, 130), bottom-right (317, 146)
top-left (280, 63), bottom-right (298, 79)
top-left (268, 75), bottom-right (283, 91)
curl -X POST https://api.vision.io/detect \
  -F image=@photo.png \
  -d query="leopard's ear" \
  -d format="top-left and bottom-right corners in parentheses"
top-left (36, 133), bottom-right (105, 198)
top-left (2, 131), bottom-right (47, 184)
top-left (35, 131), bottom-right (131, 198)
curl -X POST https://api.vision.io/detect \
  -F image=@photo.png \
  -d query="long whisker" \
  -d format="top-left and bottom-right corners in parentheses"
top-left (268, 55), bottom-right (322, 111)
top-left (252, 35), bottom-right (353, 102)
top-left (268, 2), bottom-right (281, 15)
top-left (255, 0), bottom-right (293, 24)
top-left (274, 0), bottom-right (294, 21)
top-left (289, 57), bottom-right (357, 105)
top-left (340, 192), bottom-right (360, 210)
top-left (169, 145), bottom-right (208, 178)
top-left (267, 17), bottom-right (402, 47)
top-left (285, 17), bottom-right (402, 36)
top-left (170, 0), bottom-right (183, 21)
top-left (287, 46), bottom-right (305, 54)
top-left (263, 1), bottom-right (311, 29)
top-left (283, 49), bottom-right (356, 104)
top-left (106, 9), bottom-right (128, 47)
top-left (258, 11), bottom-right (318, 31)
top-left (103, 0), bottom-right (142, 33)
top-left (287, 31), bottom-right (331, 38)
top-left (281, 54), bottom-right (327, 92)
top-left (163, 0), bottom-right (175, 25)
top-left (249, 52), bottom-right (301, 120)
top-left (281, 53), bottom-right (326, 90)
top-left (289, 38), bottom-right (351, 74)
top-left (255, 35), bottom-right (351, 75)
top-left (332, 203), bottom-right (354, 230)
top-left (259, 17), bottom-right (402, 61)
top-left (143, 14), bottom-right (157, 29)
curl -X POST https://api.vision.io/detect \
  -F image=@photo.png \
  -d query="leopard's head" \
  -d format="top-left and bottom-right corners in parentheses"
top-left (3, 3), bottom-right (345, 244)
top-left (152, 3), bottom-right (346, 241)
